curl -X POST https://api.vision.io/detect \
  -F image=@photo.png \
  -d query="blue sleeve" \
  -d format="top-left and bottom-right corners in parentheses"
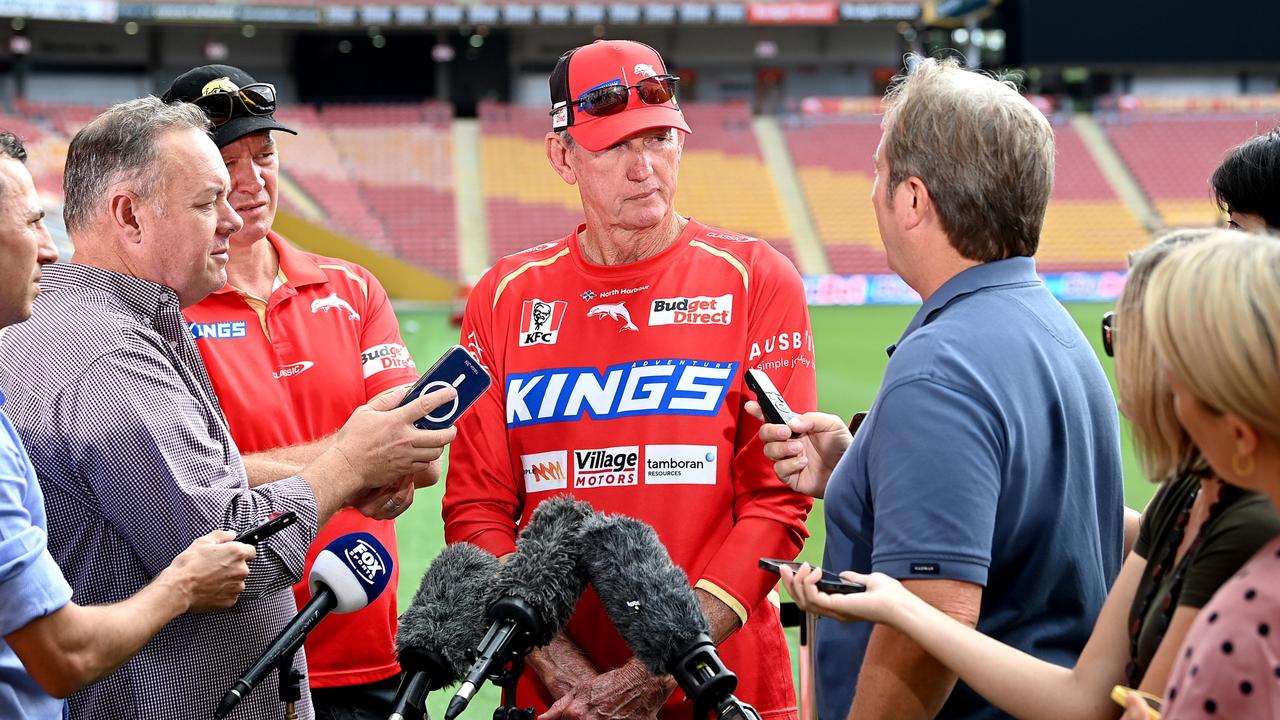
top-left (866, 378), bottom-right (1002, 586)
top-left (0, 421), bottom-right (72, 637)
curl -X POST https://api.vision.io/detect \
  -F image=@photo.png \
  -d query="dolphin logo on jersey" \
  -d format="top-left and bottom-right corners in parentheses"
top-left (587, 302), bottom-right (638, 332)
top-left (311, 293), bottom-right (360, 321)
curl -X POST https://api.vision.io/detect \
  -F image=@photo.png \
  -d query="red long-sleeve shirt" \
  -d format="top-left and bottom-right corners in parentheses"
top-left (444, 219), bottom-right (815, 718)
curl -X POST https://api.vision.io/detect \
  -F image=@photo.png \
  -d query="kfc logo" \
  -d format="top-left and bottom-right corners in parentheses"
top-left (519, 299), bottom-right (568, 346)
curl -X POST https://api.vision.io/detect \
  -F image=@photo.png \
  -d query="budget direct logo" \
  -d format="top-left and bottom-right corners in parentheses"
top-left (519, 299), bottom-right (568, 347)
top-left (361, 343), bottom-right (416, 379)
top-left (644, 445), bottom-right (717, 485)
top-left (522, 450), bottom-right (568, 493)
top-left (505, 359), bottom-right (737, 428)
top-left (648, 294), bottom-right (733, 326)
top-left (573, 445), bottom-right (639, 489)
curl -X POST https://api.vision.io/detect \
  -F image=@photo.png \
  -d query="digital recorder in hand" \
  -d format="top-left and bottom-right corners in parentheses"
top-left (398, 344), bottom-right (491, 430)
top-left (745, 368), bottom-right (799, 436)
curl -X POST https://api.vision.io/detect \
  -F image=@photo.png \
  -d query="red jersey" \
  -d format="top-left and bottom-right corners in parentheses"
top-left (444, 219), bottom-right (815, 718)
top-left (184, 232), bottom-right (418, 688)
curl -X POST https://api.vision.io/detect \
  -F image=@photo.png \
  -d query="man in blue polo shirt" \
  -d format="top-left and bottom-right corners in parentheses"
top-left (752, 58), bottom-right (1123, 719)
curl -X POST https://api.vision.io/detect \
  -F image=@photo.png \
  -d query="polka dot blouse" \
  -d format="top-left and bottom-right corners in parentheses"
top-left (1161, 535), bottom-right (1280, 718)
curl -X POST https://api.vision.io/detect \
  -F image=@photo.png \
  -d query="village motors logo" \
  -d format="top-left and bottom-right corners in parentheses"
top-left (573, 445), bottom-right (639, 489)
top-left (519, 299), bottom-right (568, 347)
top-left (648, 294), bottom-right (733, 326)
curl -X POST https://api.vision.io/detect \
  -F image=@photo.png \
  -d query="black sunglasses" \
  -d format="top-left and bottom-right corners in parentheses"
top-left (553, 75), bottom-right (679, 126)
top-left (1101, 311), bottom-right (1115, 358)
top-left (194, 81), bottom-right (277, 127)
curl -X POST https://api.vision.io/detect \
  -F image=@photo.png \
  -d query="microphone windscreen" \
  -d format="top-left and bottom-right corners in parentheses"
top-left (309, 532), bottom-right (394, 613)
top-left (490, 495), bottom-right (595, 646)
top-left (579, 513), bottom-right (709, 675)
top-left (397, 542), bottom-right (500, 682)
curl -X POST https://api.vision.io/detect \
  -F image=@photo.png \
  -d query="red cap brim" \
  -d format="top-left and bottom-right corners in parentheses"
top-left (567, 104), bottom-right (692, 152)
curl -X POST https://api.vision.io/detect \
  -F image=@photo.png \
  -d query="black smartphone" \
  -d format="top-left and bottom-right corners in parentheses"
top-left (758, 557), bottom-right (866, 594)
top-left (398, 345), bottom-right (492, 430)
top-left (745, 369), bottom-right (799, 436)
top-left (234, 511), bottom-right (298, 545)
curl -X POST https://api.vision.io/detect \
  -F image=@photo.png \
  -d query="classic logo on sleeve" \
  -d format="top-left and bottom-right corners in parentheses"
top-left (643, 445), bottom-right (717, 485)
top-left (361, 343), bottom-right (416, 379)
top-left (505, 359), bottom-right (737, 428)
top-left (648, 294), bottom-right (733, 326)
top-left (519, 299), bottom-right (568, 347)
top-left (573, 446), bottom-right (639, 489)
top-left (188, 320), bottom-right (247, 339)
top-left (522, 450), bottom-right (568, 493)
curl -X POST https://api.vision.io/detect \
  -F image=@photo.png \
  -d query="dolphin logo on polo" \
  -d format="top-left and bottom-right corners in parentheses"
top-left (587, 302), bottom-right (638, 332)
top-left (311, 293), bottom-right (360, 321)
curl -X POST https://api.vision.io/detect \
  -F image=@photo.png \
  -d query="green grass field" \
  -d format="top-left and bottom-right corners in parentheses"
top-left (391, 302), bottom-right (1152, 717)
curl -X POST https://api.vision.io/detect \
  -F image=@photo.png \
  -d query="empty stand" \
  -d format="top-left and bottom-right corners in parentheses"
top-left (1104, 113), bottom-right (1279, 227)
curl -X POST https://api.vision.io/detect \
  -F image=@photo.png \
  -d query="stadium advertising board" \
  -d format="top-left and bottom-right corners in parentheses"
top-left (803, 271), bottom-right (1127, 305)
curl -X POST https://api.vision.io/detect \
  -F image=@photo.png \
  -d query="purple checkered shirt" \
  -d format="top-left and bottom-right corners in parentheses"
top-left (0, 263), bottom-right (320, 720)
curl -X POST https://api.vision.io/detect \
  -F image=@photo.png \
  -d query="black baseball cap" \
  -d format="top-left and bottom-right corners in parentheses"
top-left (161, 64), bottom-right (296, 148)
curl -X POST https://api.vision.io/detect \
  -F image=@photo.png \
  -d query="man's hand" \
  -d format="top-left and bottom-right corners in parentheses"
top-left (332, 386), bottom-right (458, 491)
top-left (349, 475), bottom-right (416, 520)
top-left (157, 530), bottom-right (256, 613)
top-left (539, 659), bottom-right (676, 720)
top-left (745, 403), bottom-right (852, 499)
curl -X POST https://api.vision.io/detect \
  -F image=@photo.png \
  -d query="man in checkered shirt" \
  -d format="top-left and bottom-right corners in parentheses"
top-left (0, 98), bottom-right (456, 719)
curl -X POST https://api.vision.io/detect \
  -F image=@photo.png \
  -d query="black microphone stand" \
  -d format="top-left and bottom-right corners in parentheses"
top-left (491, 654), bottom-right (534, 720)
top-left (276, 648), bottom-right (305, 720)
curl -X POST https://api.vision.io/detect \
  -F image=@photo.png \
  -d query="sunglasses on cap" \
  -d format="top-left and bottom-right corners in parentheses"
top-left (554, 75), bottom-right (679, 125)
top-left (193, 79), bottom-right (277, 127)
top-left (1101, 311), bottom-right (1115, 358)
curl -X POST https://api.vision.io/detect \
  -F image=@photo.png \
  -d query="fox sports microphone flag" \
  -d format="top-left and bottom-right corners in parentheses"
top-left (310, 531), bottom-right (393, 612)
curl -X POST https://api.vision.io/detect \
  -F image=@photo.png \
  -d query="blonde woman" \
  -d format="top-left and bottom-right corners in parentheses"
top-left (758, 231), bottom-right (1280, 719)
top-left (1121, 231), bottom-right (1280, 718)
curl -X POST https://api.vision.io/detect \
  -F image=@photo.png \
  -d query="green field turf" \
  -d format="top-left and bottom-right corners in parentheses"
top-left (391, 302), bottom-right (1151, 717)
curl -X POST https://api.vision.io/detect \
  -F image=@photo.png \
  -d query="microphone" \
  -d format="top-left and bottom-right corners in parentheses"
top-left (388, 542), bottom-right (500, 720)
top-left (215, 532), bottom-right (393, 719)
top-left (579, 514), bottom-right (760, 720)
top-left (445, 495), bottom-right (595, 720)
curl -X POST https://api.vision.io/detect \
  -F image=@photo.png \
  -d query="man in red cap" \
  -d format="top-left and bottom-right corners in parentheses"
top-left (164, 65), bottom-right (442, 719)
top-left (445, 40), bottom-right (814, 719)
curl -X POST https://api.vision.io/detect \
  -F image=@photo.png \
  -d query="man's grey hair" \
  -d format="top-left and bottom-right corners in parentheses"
top-left (62, 96), bottom-right (210, 234)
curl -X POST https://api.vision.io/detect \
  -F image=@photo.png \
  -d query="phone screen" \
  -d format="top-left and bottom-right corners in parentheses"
top-left (758, 558), bottom-right (866, 594)
top-left (399, 345), bottom-right (491, 430)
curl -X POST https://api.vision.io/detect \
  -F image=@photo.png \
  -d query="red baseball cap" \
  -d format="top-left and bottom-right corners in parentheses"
top-left (549, 40), bottom-right (692, 152)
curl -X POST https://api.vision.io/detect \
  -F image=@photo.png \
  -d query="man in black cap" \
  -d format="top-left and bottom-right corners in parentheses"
top-left (164, 65), bottom-right (439, 720)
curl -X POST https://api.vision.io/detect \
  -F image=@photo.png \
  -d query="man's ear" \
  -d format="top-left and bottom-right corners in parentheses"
top-left (108, 190), bottom-right (144, 244)
top-left (545, 132), bottom-right (578, 186)
top-left (898, 176), bottom-right (932, 232)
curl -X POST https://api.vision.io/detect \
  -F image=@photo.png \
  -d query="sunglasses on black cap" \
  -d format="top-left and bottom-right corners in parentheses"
top-left (552, 75), bottom-right (679, 126)
top-left (193, 79), bottom-right (278, 127)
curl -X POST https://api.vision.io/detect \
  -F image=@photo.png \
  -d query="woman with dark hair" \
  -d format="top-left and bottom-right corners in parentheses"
top-left (1211, 129), bottom-right (1280, 232)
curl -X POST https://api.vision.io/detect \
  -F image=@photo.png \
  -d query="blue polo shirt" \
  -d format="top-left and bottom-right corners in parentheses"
top-left (0, 391), bottom-right (72, 720)
top-left (817, 257), bottom-right (1123, 720)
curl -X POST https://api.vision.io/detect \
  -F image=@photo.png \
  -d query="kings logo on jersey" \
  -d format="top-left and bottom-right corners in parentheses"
top-left (519, 299), bottom-right (568, 347)
top-left (505, 359), bottom-right (737, 427)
